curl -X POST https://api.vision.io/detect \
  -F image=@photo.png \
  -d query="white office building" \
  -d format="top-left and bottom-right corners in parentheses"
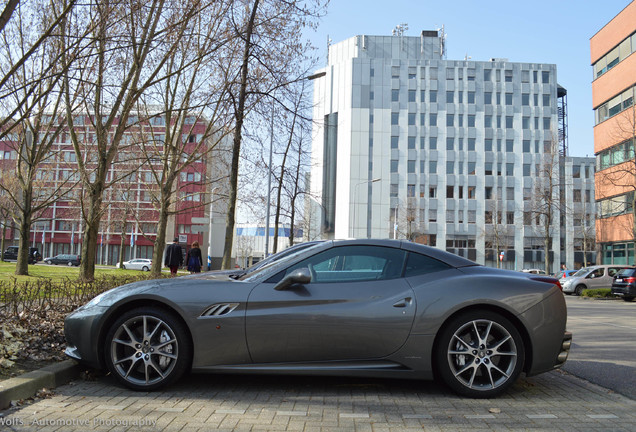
top-left (309, 32), bottom-right (595, 272)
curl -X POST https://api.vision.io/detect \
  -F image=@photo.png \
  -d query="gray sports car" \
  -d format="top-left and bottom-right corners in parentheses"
top-left (64, 239), bottom-right (571, 398)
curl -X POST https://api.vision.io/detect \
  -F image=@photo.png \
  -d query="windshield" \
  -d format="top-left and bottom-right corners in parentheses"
top-left (573, 267), bottom-right (591, 277)
top-left (239, 242), bottom-right (326, 283)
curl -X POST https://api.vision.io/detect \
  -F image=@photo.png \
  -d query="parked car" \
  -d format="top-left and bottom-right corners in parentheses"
top-left (522, 268), bottom-right (546, 275)
top-left (2, 246), bottom-right (42, 264)
top-left (116, 258), bottom-right (152, 271)
top-left (611, 268), bottom-right (636, 302)
top-left (65, 239), bottom-right (571, 398)
top-left (553, 269), bottom-right (577, 281)
top-left (561, 265), bottom-right (632, 296)
top-left (44, 254), bottom-right (81, 266)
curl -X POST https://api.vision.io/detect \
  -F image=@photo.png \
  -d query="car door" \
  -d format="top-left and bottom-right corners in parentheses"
top-left (588, 267), bottom-right (605, 289)
top-left (245, 245), bottom-right (416, 363)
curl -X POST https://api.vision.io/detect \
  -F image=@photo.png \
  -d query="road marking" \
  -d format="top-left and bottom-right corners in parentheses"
top-left (215, 409), bottom-right (246, 414)
top-left (339, 413), bottom-right (369, 418)
top-left (465, 414), bottom-right (495, 419)
top-left (276, 411), bottom-right (307, 416)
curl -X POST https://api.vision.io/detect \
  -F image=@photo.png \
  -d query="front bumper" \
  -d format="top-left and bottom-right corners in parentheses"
top-left (64, 305), bottom-right (109, 370)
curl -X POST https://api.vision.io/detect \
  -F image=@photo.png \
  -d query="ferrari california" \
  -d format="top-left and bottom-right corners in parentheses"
top-left (64, 239), bottom-right (571, 398)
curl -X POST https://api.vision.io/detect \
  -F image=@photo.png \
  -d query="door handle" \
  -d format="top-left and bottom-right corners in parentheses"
top-left (393, 297), bottom-right (411, 308)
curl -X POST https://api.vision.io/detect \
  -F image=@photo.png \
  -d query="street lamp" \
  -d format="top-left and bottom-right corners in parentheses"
top-left (207, 186), bottom-right (220, 271)
top-left (351, 178), bottom-right (381, 238)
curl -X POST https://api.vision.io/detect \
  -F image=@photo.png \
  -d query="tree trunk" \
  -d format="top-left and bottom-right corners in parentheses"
top-left (221, 0), bottom-right (260, 270)
top-left (14, 187), bottom-right (33, 275)
top-left (151, 183), bottom-right (173, 278)
top-left (79, 184), bottom-right (104, 281)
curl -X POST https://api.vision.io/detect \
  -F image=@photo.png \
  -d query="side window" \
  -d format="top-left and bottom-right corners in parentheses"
top-left (404, 252), bottom-right (451, 277)
top-left (608, 268), bottom-right (620, 277)
top-left (284, 246), bottom-right (406, 283)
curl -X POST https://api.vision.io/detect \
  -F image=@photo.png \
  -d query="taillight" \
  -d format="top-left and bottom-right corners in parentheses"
top-left (625, 277), bottom-right (636, 284)
top-left (530, 276), bottom-right (562, 291)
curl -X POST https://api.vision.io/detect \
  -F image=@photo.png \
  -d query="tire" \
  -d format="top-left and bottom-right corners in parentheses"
top-left (67, 261), bottom-right (73, 266)
top-left (122, 265), bottom-right (126, 270)
top-left (104, 307), bottom-right (192, 391)
top-left (46, 261), bottom-right (52, 265)
top-left (623, 296), bottom-right (634, 302)
top-left (142, 266), bottom-right (149, 272)
top-left (575, 285), bottom-right (586, 296)
top-left (435, 310), bottom-right (525, 398)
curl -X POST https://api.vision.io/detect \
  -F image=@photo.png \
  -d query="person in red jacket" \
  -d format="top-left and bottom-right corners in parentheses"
top-left (164, 237), bottom-right (183, 276)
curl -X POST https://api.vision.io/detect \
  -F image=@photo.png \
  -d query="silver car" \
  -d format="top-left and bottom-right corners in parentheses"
top-left (561, 265), bottom-right (632, 296)
top-left (64, 239), bottom-right (571, 398)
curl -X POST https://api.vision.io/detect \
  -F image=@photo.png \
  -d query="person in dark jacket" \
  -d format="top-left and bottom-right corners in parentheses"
top-left (186, 241), bottom-right (203, 273)
top-left (164, 237), bottom-right (183, 276)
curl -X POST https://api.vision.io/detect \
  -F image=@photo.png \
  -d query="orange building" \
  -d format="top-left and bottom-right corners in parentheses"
top-left (591, 1), bottom-right (636, 264)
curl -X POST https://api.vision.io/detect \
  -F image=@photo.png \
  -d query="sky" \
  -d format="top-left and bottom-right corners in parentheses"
top-left (305, 0), bottom-right (633, 158)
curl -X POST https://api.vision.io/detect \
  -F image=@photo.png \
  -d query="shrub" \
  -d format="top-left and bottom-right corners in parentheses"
top-left (580, 288), bottom-right (613, 298)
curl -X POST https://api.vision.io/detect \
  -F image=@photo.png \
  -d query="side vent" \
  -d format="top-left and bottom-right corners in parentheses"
top-left (200, 303), bottom-right (239, 317)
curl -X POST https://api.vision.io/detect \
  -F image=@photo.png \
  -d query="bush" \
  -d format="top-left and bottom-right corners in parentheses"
top-left (0, 273), bottom-right (164, 366)
top-left (580, 288), bottom-right (614, 298)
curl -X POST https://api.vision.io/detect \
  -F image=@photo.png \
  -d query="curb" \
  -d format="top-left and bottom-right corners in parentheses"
top-left (0, 360), bottom-right (80, 410)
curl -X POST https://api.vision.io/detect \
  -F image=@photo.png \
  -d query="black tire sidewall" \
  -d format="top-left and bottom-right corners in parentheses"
top-left (575, 285), bottom-right (586, 296)
top-left (435, 310), bottom-right (525, 398)
top-left (104, 307), bottom-right (192, 391)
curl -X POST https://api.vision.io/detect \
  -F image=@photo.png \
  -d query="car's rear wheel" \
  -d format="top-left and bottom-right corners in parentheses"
top-left (104, 307), bottom-right (192, 391)
top-left (435, 310), bottom-right (524, 398)
top-left (622, 296), bottom-right (634, 302)
top-left (575, 285), bottom-right (586, 296)
top-left (122, 265), bottom-right (126, 269)
top-left (142, 266), bottom-right (149, 272)
top-left (46, 261), bottom-right (52, 265)
top-left (67, 261), bottom-right (73, 266)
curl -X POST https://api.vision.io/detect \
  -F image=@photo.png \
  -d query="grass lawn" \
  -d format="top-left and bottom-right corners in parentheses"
top-left (0, 261), bottom-right (151, 282)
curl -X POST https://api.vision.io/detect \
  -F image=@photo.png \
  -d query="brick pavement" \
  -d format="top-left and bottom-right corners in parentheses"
top-left (1, 369), bottom-right (635, 431)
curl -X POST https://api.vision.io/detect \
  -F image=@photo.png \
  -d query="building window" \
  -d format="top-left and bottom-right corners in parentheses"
top-left (446, 161), bottom-right (454, 174)
top-left (484, 69), bottom-right (491, 81)
top-left (543, 117), bottom-right (551, 130)
top-left (467, 69), bottom-right (475, 81)
top-left (407, 184), bottom-right (415, 197)
top-left (484, 92), bottom-right (492, 104)
top-left (485, 187), bottom-right (493, 199)
top-left (468, 115), bottom-right (476, 127)
top-left (390, 160), bottom-right (398, 173)
top-left (408, 90), bottom-right (416, 102)
top-left (523, 164), bottom-right (531, 176)
top-left (408, 160), bottom-right (415, 173)
top-left (446, 91), bottom-right (454, 103)
top-left (542, 71), bottom-right (550, 83)
top-left (485, 163), bottom-right (493, 176)
top-left (446, 186), bottom-right (454, 198)
top-left (430, 137), bottom-right (437, 149)
top-left (506, 116), bottom-right (513, 128)
top-left (505, 93), bottom-right (513, 105)
top-left (430, 113), bottom-right (437, 126)
top-left (429, 209), bottom-right (437, 222)
top-left (446, 210), bottom-right (454, 223)
top-left (506, 163), bottom-right (514, 176)
top-left (485, 115), bottom-right (492, 128)
top-left (468, 162), bottom-right (476, 175)
top-left (507, 187), bottom-right (514, 200)
top-left (429, 187), bottom-right (437, 198)
top-left (506, 211), bottom-right (514, 224)
top-left (485, 139), bottom-right (493, 151)
top-left (391, 136), bottom-right (399, 148)
top-left (446, 138), bottom-right (454, 150)
top-left (391, 112), bottom-right (399, 125)
top-left (506, 140), bottom-right (514, 152)
top-left (522, 93), bottom-right (529, 106)
top-left (468, 138), bottom-right (476, 151)
top-left (468, 210), bottom-right (476, 223)
top-left (521, 70), bottom-right (529, 83)
top-left (505, 70), bottom-right (513, 82)
top-left (391, 89), bottom-right (399, 102)
top-left (543, 94), bottom-right (551, 107)
top-left (429, 161), bottom-right (437, 174)
top-left (468, 186), bottom-right (476, 199)
top-left (390, 184), bottom-right (398, 197)
top-left (408, 136), bottom-right (416, 149)
top-left (522, 117), bottom-right (530, 129)
top-left (468, 92), bottom-right (475, 104)
top-left (408, 113), bottom-right (416, 125)
top-left (446, 114), bottom-right (454, 127)
top-left (430, 90), bottom-right (437, 103)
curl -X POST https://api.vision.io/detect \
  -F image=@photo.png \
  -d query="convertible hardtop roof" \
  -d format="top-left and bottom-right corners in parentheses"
top-left (320, 239), bottom-right (479, 269)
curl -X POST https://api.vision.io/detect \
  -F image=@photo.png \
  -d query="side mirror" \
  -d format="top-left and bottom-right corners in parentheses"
top-left (274, 268), bottom-right (312, 291)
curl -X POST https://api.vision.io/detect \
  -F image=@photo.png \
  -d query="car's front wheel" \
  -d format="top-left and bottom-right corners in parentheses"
top-left (142, 266), bottom-right (149, 272)
top-left (67, 261), bottom-right (73, 266)
top-left (623, 296), bottom-right (634, 302)
top-left (104, 307), bottom-right (192, 391)
top-left (435, 310), bottom-right (525, 398)
top-left (575, 285), bottom-right (586, 296)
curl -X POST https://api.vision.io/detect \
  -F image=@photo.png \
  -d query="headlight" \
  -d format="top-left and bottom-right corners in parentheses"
top-left (83, 291), bottom-right (110, 308)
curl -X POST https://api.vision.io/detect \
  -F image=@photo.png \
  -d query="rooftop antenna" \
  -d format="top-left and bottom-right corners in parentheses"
top-left (392, 23), bottom-right (408, 37)
top-left (326, 35), bottom-right (332, 65)
top-left (438, 25), bottom-right (447, 58)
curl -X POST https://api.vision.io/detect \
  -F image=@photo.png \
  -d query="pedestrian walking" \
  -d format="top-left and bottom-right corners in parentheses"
top-left (164, 237), bottom-right (183, 276)
top-left (186, 241), bottom-right (203, 274)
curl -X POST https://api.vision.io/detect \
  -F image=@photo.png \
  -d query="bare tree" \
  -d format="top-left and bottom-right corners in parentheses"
top-left (61, 0), bottom-right (214, 280)
top-left (220, 0), bottom-right (327, 269)
top-left (530, 136), bottom-right (563, 274)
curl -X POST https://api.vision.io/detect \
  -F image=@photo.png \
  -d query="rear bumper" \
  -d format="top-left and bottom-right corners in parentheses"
top-left (611, 285), bottom-right (636, 297)
top-left (553, 331), bottom-right (572, 368)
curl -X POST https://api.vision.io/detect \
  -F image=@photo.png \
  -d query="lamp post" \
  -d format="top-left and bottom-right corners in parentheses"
top-left (207, 186), bottom-right (220, 271)
top-left (351, 178), bottom-right (381, 238)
